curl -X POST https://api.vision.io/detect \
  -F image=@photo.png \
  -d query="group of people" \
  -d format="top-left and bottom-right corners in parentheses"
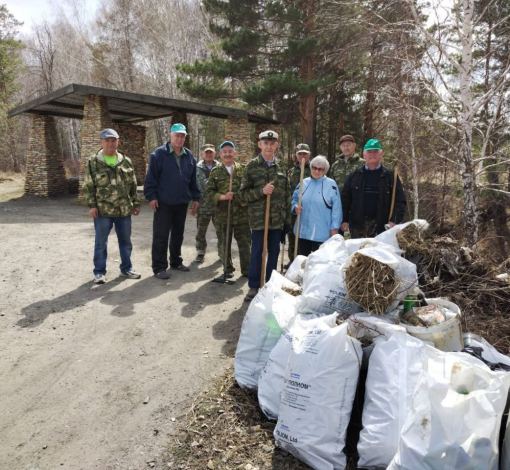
top-left (82, 124), bottom-right (406, 302)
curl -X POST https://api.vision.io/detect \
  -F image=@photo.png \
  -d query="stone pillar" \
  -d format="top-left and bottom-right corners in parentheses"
top-left (116, 123), bottom-right (147, 185)
top-left (171, 112), bottom-right (190, 149)
top-left (79, 95), bottom-right (113, 194)
top-left (24, 115), bottom-right (68, 197)
top-left (225, 115), bottom-right (252, 163)
top-left (254, 123), bottom-right (283, 158)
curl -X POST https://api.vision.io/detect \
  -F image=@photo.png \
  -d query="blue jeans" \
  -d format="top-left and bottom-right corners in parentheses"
top-left (248, 229), bottom-right (282, 288)
top-left (93, 216), bottom-right (133, 275)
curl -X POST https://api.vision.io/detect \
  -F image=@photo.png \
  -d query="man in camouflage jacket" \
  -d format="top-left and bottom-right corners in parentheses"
top-left (329, 134), bottom-right (362, 190)
top-left (194, 144), bottom-right (220, 263)
top-left (286, 143), bottom-right (311, 267)
top-left (205, 141), bottom-right (250, 278)
top-left (240, 130), bottom-right (291, 301)
top-left (82, 128), bottom-right (141, 284)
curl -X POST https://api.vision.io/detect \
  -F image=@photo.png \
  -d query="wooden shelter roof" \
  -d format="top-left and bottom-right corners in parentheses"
top-left (8, 83), bottom-right (279, 125)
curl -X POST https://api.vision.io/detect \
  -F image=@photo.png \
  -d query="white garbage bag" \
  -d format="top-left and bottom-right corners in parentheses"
top-left (234, 271), bottom-right (301, 389)
top-left (285, 255), bottom-right (307, 285)
top-left (387, 346), bottom-right (510, 470)
top-left (355, 321), bottom-right (426, 469)
top-left (502, 416), bottom-right (510, 470)
top-left (300, 235), bottom-right (357, 316)
top-left (274, 320), bottom-right (362, 470)
top-left (257, 313), bottom-right (336, 420)
top-left (374, 219), bottom-right (429, 250)
top-left (345, 238), bottom-right (402, 255)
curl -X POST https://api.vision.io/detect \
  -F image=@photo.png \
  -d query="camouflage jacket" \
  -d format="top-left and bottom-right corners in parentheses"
top-left (206, 162), bottom-right (248, 225)
top-left (240, 154), bottom-right (291, 231)
top-left (83, 150), bottom-right (140, 217)
top-left (288, 161), bottom-right (311, 193)
top-left (329, 154), bottom-right (362, 190)
top-left (196, 159), bottom-right (219, 215)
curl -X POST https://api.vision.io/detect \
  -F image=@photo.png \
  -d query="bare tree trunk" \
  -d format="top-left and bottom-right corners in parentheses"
top-left (407, 112), bottom-right (419, 219)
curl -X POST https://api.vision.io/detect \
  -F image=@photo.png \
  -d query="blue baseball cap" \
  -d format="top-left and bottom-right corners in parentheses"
top-left (219, 141), bottom-right (235, 150)
top-left (170, 123), bottom-right (187, 135)
top-left (99, 128), bottom-right (119, 139)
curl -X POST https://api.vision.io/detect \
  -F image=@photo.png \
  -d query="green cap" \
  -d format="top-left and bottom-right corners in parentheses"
top-left (295, 143), bottom-right (311, 153)
top-left (170, 123), bottom-right (187, 135)
top-left (364, 139), bottom-right (382, 151)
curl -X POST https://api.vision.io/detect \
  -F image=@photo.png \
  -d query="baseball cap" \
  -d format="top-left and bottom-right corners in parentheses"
top-left (364, 139), bottom-right (382, 151)
top-left (219, 141), bottom-right (235, 150)
top-left (99, 128), bottom-right (119, 139)
top-left (295, 143), bottom-right (310, 153)
top-left (339, 135), bottom-right (355, 144)
top-left (258, 130), bottom-right (279, 141)
top-left (170, 123), bottom-right (187, 135)
top-left (201, 143), bottom-right (215, 152)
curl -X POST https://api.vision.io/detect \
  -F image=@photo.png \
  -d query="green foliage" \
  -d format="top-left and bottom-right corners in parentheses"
top-left (0, 5), bottom-right (24, 99)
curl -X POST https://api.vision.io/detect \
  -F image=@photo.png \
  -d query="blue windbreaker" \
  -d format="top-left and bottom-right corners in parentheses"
top-left (292, 176), bottom-right (342, 242)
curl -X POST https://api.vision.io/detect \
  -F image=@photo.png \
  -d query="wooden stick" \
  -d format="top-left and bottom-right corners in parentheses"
top-left (293, 158), bottom-right (306, 259)
top-left (260, 194), bottom-right (271, 288)
top-left (388, 162), bottom-right (400, 223)
top-left (222, 166), bottom-right (234, 279)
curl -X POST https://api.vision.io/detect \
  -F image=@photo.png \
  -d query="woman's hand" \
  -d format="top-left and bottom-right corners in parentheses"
top-left (329, 229), bottom-right (338, 237)
top-left (294, 205), bottom-right (302, 214)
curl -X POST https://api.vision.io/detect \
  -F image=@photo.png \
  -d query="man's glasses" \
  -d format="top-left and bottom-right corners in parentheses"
top-left (311, 166), bottom-right (325, 172)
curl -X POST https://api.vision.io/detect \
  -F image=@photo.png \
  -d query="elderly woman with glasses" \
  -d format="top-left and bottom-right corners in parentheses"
top-left (292, 156), bottom-right (342, 256)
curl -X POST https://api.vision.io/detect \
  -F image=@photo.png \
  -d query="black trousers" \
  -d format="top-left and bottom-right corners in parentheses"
top-left (151, 203), bottom-right (188, 273)
top-left (298, 238), bottom-right (323, 256)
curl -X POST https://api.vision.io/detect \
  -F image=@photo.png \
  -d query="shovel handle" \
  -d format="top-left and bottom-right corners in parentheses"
top-left (261, 194), bottom-right (271, 288)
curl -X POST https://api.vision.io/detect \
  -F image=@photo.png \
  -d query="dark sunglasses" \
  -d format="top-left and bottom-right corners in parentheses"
top-left (311, 166), bottom-right (325, 172)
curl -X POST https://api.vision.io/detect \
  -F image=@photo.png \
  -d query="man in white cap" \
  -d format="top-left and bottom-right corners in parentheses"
top-left (144, 123), bottom-right (201, 279)
top-left (240, 130), bottom-right (291, 301)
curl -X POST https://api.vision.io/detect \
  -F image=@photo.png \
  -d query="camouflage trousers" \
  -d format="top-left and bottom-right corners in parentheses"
top-left (216, 221), bottom-right (251, 275)
top-left (287, 214), bottom-right (297, 263)
top-left (195, 213), bottom-right (218, 255)
top-left (350, 218), bottom-right (378, 239)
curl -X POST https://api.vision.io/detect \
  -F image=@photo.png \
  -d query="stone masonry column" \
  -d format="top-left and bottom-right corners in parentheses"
top-left (116, 123), bottom-right (147, 185)
top-left (224, 115), bottom-right (251, 163)
top-left (79, 95), bottom-right (113, 195)
top-left (171, 112), bottom-right (190, 149)
top-left (24, 115), bottom-right (68, 197)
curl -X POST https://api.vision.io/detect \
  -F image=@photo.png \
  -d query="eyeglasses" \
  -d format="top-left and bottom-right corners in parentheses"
top-left (311, 166), bottom-right (325, 172)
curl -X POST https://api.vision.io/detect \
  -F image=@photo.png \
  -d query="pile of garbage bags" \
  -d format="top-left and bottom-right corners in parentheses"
top-left (233, 220), bottom-right (510, 470)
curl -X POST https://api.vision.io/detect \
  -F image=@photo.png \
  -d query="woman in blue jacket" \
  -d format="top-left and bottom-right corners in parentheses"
top-left (292, 156), bottom-right (342, 256)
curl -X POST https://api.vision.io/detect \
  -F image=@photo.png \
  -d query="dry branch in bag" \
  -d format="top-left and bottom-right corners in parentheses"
top-left (344, 253), bottom-right (399, 315)
top-left (396, 223), bottom-right (427, 258)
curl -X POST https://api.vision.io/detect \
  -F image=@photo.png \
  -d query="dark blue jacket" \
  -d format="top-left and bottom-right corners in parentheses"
top-left (144, 143), bottom-right (201, 205)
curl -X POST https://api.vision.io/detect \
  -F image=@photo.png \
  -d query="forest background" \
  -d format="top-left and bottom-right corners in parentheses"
top-left (1, 0), bottom-right (510, 257)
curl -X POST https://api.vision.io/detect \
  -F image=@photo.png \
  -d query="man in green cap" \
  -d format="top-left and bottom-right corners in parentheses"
top-left (194, 143), bottom-right (220, 264)
top-left (286, 143), bottom-right (312, 267)
top-left (206, 141), bottom-right (251, 278)
top-left (330, 135), bottom-right (362, 189)
top-left (340, 138), bottom-right (406, 238)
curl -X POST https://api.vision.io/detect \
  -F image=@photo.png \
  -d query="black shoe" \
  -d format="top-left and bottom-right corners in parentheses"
top-left (155, 270), bottom-right (170, 279)
top-left (171, 264), bottom-right (190, 272)
top-left (244, 287), bottom-right (259, 302)
top-left (283, 261), bottom-right (292, 270)
top-left (195, 254), bottom-right (205, 263)
top-left (225, 273), bottom-right (234, 279)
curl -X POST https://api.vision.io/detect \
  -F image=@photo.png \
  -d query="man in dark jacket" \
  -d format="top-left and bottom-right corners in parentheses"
top-left (144, 123), bottom-right (201, 278)
top-left (340, 139), bottom-right (406, 238)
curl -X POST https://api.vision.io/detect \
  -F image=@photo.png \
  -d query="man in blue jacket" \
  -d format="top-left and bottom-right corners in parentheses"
top-left (144, 123), bottom-right (201, 279)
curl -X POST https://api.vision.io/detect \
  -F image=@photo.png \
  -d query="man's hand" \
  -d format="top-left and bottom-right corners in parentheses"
top-left (329, 229), bottom-right (338, 237)
top-left (340, 222), bottom-right (349, 233)
top-left (133, 207), bottom-right (140, 216)
top-left (388, 222), bottom-right (396, 228)
top-left (150, 200), bottom-right (159, 212)
top-left (294, 205), bottom-right (302, 214)
top-left (89, 208), bottom-right (98, 218)
top-left (189, 201), bottom-right (199, 216)
top-left (262, 181), bottom-right (275, 195)
top-left (220, 192), bottom-right (234, 201)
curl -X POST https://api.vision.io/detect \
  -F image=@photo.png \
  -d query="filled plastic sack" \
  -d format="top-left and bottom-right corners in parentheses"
top-left (345, 238), bottom-right (403, 255)
top-left (285, 255), bottom-right (307, 285)
top-left (374, 219), bottom-right (429, 250)
top-left (274, 319), bottom-right (362, 470)
top-left (234, 271), bottom-right (301, 389)
top-left (300, 235), bottom-right (357, 316)
top-left (353, 320), bottom-right (426, 469)
top-left (257, 313), bottom-right (336, 420)
top-left (387, 346), bottom-right (510, 470)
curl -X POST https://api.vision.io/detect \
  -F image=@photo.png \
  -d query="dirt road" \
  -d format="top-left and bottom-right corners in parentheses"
top-left (0, 184), bottom-right (249, 470)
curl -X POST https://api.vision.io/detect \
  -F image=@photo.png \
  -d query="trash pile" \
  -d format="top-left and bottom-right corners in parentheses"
top-left (234, 220), bottom-right (510, 470)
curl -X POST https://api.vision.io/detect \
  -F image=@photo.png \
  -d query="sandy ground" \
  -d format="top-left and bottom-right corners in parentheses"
top-left (0, 181), bottom-right (252, 470)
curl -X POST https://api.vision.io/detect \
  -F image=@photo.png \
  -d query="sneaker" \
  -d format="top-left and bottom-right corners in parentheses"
top-left (94, 274), bottom-right (106, 284)
top-left (171, 264), bottom-right (190, 272)
top-left (155, 270), bottom-right (170, 279)
top-left (244, 287), bottom-right (259, 302)
top-left (120, 269), bottom-right (141, 279)
top-left (195, 254), bottom-right (205, 263)
top-left (225, 273), bottom-right (234, 279)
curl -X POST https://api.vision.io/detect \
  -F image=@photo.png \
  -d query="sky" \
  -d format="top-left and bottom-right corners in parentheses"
top-left (5, 0), bottom-right (100, 35)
